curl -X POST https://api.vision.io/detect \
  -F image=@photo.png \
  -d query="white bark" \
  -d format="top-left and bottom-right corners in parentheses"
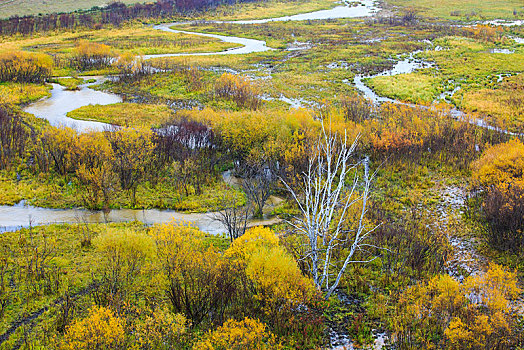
top-left (283, 122), bottom-right (377, 299)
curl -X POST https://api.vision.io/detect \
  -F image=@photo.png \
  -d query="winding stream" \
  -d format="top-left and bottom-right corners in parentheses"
top-left (0, 199), bottom-right (281, 235)
top-left (208, 0), bottom-right (378, 24)
top-left (7, 0), bottom-right (382, 237)
top-left (145, 24), bottom-right (272, 58)
top-left (11, 5), bottom-right (384, 344)
top-left (12, 2), bottom-right (382, 348)
top-left (147, 0), bottom-right (378, 58)
top-left (22, 0), bottom-right (380, 131)
top-left (0, 200), bottom-right (223, 234)
top-left (23, 79), bottom-right (122, 132)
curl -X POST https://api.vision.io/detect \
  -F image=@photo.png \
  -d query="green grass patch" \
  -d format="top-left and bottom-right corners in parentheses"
top-left (204, 0), bottom-right (338, 21)
top-left (459, 74), bottom-right (524, 133)
top-left (0, 82), bottom-right (51, 105)
top-left (67, 102), bottom-right (174, 127)
top-left (50, 77), bottom-right (85, 90)
top-left (367, 72), bottom-right (440, 104)
top-left (0, 169), bottom-right (244, 212)
top-left (386, 0), bottom-right (524, 20)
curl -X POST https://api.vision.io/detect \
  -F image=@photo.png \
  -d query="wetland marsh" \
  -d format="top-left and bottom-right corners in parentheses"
top-left (0, 0), bottom-right (523, 348)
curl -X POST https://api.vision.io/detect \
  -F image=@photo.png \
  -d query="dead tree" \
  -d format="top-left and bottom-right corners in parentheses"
top-left (238, 158), bottom-right (277, 218)
top-left (212, 193), bottom-right (253, 242)
top-left (283, 122), bottom-right (378, 299)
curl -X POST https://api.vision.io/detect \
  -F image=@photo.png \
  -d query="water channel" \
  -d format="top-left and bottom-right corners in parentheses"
top-left (11, 0), bottom-right (523, 235)
top-left (8, 0), bottom-right (381, 236)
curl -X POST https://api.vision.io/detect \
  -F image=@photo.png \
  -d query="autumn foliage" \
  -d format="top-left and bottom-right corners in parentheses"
top-left (393, 264), bottom-right (520, 349)
top-left (71, 40), bottom-right (113, 71)
top-left (0, 106), bottom-right (28, 169)
top-left (472, 139), bottom-right (524, 250)
top-left (214, 73), bottom-right (261, 110)
top-left (0, 51), bottom-right (52, 83)
top-left (61, 306), bottom-right (125, 350)
top-left (463, 25), bottom-right (503, 43)
top-left (151, 223), bottom-right (322, 346)
top-left (195, 317), bottom-right (281, 350)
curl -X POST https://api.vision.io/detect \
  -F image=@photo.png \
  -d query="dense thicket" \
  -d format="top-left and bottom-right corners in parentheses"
top-left (0, 51), bottom-right (53, 83)
top-left (70, 41), bottom-right (113, 71)
top-left (0, 105), bottom-right (29, 169)
top-left (471, 139), bottom-right (524, 251)
top-left (0, 0), bottom-right (262, 36)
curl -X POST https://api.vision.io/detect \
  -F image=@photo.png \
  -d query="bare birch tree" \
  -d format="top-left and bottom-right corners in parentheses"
top-left (211, 192), bottom-right (253, 242)
top-left (283, 122), bottom-right (377, 299)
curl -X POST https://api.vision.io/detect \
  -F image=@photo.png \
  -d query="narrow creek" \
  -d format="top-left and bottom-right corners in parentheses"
top-left (23, 77), bottom-right (122, 132)
top-left (12, 0), bottom-right (383, 234)
top-left (0, 172), bottom-right (282, 235)
top-left (0, 200), bottom-right (282, 235)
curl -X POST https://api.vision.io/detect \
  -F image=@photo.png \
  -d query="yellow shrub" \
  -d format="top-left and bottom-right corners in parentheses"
top-left (72, 40), bottom-right (113, 70)
top-left (61, 306), bottom-right (125, 350)
top-left (75, 40), bottom-right (111, 57)
top-left (463, 263), bottom-right (520, 313)
top-left (194, 317), bottom-right (280, 350)
top-left (0, 51), bottom-right (53, 83)
top-left (94, 228), bottom-right (156, 264)
top-left (152, 222), bottom-right (234, 325)
top-left (225, 226), bottom-right (280, 260)
top-left (471, 138), bottom-right (524, 189)
top-left (214, 72), bottom-right (260, 110)
top-left (40, 126), bottom-right (79, 176)
top-left (226, 227), bottom-right (316, 305)
top-left (136, 309), bottom-right (190, 349)
top-left (245, 244), bottom-right (316, 304)
top-left (395, 264), bottom-right (520, 349)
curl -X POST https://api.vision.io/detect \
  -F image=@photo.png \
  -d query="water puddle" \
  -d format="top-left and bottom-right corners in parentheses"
top-left (483, 19), bottom-right (523, 27)
top-left (512, 36), bottom-right (524, 44)
top-left (436, 85), bottom-right (461, 102)
top-left (489, 48), bottom-right (515, 54)
top-left (352, 51), bottom-right (433, 103)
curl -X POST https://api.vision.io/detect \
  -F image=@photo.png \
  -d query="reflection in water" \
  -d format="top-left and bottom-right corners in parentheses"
top-left (489, 48), bottom-right (515, 54)
top-left (0, 201), bottom-right (285, 235)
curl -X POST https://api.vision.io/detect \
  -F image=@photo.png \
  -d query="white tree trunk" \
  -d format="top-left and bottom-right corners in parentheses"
top-left (283, 121), bottom-right (377, 299)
